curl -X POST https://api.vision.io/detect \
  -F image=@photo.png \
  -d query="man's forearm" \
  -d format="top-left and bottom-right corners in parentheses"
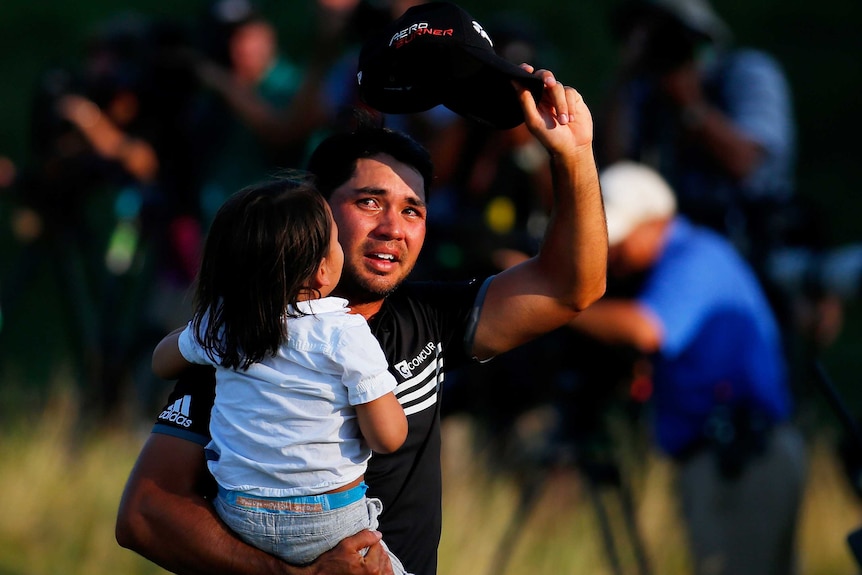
top-left (118, 485), bottom-right (391, 575)
top-left (539, 143), bottom-right (608, 311)
top-left (124, 487), bottom-right (294, 575)
top-left (534, 76), bottom-right (608, 313)
top-left (568, 299), bottom-right (663, 354)
top-left (116, 435), bottom-right (296, 575)
top-left (470, 78), bottom-right (608, 359)
top-left (116, 433), bottom-right (392, 575)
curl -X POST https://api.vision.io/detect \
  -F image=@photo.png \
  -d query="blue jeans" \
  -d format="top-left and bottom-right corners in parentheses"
top-left (214, 483), bottom-right (410, 573)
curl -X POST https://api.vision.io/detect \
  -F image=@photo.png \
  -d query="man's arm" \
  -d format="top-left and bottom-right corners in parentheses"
top-left (567, 299), bottom-right (664, 354)
top-left (190, 0), bottom-right (351, 152)
top-left (57, 93), bottom-right (160, 183)
top-left (116, 433), bottom-right (392, 575)
top-left (473, 68), bottom-right (608, 359)
top-left (152, 327), bottom-right (191, 380)
top-left (659, 60), bottom-right (766, 181)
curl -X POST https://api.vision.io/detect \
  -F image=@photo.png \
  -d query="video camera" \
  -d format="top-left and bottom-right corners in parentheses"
top-left (766, 244), bottom-right (862, 302)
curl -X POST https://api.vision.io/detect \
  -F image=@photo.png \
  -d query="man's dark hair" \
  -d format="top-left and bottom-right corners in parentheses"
top-left (192, 173), bottom-right (331, 370)
top-left (307, 111), bottom-right (434, 200)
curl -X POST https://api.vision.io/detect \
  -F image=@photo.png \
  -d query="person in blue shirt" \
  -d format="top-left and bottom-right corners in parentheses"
top-left (570, 161), bottom-right (807, 575)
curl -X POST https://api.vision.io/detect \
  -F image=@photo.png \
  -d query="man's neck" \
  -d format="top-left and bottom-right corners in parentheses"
top-left (346, 299), bottom-right (385, 321)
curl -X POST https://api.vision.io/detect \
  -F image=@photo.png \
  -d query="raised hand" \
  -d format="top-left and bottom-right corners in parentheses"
top-left (515, 65), bottom-right (594, 158)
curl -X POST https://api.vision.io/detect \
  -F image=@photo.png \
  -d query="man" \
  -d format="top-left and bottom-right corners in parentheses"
top-left (192, 0), bottom-right (349, 228)
top-left (115, 65), bottom-right (607, 575)
top-left (569, 161), bottom-right (806, 575)
top-left (600, 0), bottom-right (796, 266)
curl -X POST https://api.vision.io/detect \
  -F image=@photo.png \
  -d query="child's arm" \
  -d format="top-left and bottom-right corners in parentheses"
top-left (152, 327), bottom-right (194, 380)
top-left (355, 393), bottom-right (408, 454)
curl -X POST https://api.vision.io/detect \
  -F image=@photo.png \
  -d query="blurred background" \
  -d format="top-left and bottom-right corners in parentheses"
top-left (1, 0), bottom-right (861, 422)
top-left (0, 0), bottom-right (860, 573)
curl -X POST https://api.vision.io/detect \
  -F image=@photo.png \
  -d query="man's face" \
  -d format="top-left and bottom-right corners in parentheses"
top-left (327, 153), bottom-right (427, 303)
top-left (608, 219), bottom-right (668, 278)
top-left (230, 20), bottom-right (277, 84)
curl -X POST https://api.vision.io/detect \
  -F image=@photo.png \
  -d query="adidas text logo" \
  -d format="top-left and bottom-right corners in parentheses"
top-left (159, 395), bottom-right (193, 428)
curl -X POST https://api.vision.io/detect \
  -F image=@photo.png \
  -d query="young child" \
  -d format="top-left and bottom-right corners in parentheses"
top-left (152, 175), bottom-right (410, 572)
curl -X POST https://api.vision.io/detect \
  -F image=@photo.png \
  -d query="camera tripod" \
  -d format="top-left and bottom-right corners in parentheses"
top-left (809, 360), bottom-right (862, 566)
top-left (482, 414), bottom-right (652, 575)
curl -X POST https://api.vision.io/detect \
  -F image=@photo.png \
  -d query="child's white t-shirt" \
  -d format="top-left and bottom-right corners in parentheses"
top-left (178, 296), bottom-right (398, 497)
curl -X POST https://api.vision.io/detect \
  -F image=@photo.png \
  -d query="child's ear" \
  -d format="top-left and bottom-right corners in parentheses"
top-left (313, 258), bottom-right (331, 289)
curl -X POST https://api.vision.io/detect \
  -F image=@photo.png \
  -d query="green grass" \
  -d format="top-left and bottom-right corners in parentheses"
top-left (0, 390), bottom-right (858, 575)
top-left (0, 390), bottom-right (163, 575)
top-left (438, 414), bottom-right (861, 575)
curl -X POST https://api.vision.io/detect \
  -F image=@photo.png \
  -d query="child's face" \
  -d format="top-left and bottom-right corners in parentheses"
top-left (318, 206), bottom-right (344, 298)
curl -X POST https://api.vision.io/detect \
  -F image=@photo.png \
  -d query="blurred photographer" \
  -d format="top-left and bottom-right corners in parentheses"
top-left (569, 162), bottom-right (806, 575)
top-left (0, 14), bottom-right (196, 416)
top-left (598, 0), bottom-right (796, 271)
top-left (188, 0), bottom-right (357, 229)
top-left (594, 0), bottom-right (860, 372)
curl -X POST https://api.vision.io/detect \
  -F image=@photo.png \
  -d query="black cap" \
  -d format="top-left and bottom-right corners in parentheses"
top-left (357, 1), bottom-right (545, 130)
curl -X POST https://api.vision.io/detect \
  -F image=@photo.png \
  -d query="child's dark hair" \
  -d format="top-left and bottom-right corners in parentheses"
top-left (192, 173), bottom-right (331, 370)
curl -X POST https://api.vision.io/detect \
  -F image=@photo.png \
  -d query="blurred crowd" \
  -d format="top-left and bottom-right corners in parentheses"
top-left (0, 0), bottom-right (397, 417)
top-left (1, 0), bottom-right (860, 572)
top-left (0, 0), bottom-right (573, 418)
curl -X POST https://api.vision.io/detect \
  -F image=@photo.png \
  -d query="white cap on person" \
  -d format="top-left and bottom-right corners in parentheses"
top-left (600, 161), bottom-right (677, 246)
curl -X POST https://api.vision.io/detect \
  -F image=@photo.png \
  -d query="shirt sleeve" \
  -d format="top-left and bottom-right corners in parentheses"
top-left (177, 316), bottom-right (225, 367)
top-left (151, 365), bottom-right (216, 445)
top-left (637, 229), bottom-right (721, 358)
top-left (334, 320), bottom-right (398, 406)
top-left (721, 50), bottom-right (796, 197)
top-left (723, 50), bottom-right (794, 159)
top-left (402, 279), bottom-right (485, 368)
top-left (177, 323), bottom-right (210, 365)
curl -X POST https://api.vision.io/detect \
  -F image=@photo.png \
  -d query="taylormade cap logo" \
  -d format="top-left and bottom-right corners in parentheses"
top-left (395, 341), bottom-right (437, 378)
top-left (158, 395), bottom-right (193, 428)
top-left (472, 21), bottom-right (492, 47)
